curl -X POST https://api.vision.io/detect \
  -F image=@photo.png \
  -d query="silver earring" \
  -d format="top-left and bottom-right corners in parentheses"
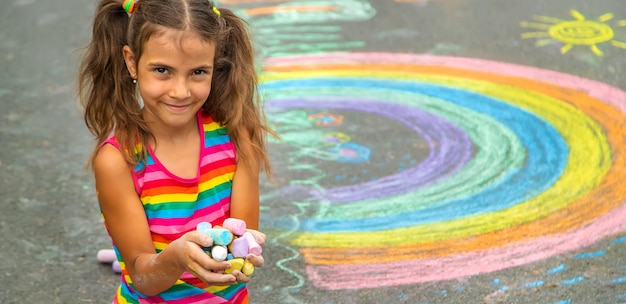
top-left (132, 79), bottom-right (137, 84)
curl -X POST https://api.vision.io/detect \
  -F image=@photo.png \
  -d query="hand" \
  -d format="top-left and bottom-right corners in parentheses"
top-left (245, 229), bottom-right (266, 246)
top-left (231, 229), bottom-right (266, 283)
top-left (171, 230), bottom-right (237, 286)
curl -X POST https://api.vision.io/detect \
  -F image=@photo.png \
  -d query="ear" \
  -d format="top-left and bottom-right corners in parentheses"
top-left (122, 45), bottom-right (138, 79)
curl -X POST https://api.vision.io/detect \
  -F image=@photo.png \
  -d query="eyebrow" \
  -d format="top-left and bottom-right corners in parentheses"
top-left (148, 62), bottom-right (213, 71)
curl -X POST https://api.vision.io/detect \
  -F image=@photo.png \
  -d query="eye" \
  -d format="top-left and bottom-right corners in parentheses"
top-left (155, 67), bottom-right (168, 74)
top-left (192, 69), bottom-right (207, 76)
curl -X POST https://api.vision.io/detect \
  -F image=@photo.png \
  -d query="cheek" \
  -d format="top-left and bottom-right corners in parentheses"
top-left (191, 82), bottom-right (212, 100)
top-left (137, 81), bottom-right (166, 101)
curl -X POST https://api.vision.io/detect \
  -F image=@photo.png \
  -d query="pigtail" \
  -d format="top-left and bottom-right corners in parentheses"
top-left (207, 8), bottom-right (277, 175)
top-left (79, 0), bottom-right (147, 168)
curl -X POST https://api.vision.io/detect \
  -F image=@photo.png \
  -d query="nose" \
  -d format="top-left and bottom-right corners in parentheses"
top-left (169, 77), bottom-right (191, 100)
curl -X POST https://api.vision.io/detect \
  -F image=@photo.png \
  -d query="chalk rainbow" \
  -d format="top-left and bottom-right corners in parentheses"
top-left (260, 53), bottom-right (626, 290)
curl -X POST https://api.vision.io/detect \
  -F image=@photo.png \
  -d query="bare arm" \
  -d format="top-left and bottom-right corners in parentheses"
top-left (228, 133), bottom-right (266, 281)
top-left (229, 136), bottom-right (261, 230)
top-left (94, 144), bottom-right (235, 296)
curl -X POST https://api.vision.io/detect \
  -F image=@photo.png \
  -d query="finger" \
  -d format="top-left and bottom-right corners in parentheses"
top-left (246, 229), bottom-right (266, 246)
top-left (199, 271), bottom-right (238, 286)
top-left (197, 255), bottom-right (232, 272)
top-left (246, 253), bottom-right (264, 268)
top-left (231, 270), bottom-right (251, 283)
top-left (185, 230), bottom-right (214, 248)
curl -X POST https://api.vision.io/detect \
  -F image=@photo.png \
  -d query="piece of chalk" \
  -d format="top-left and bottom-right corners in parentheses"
top-left (211, 228), bottom-right (233, 245)
top-left (223, 218), bottom-right (246, 236)
top-left (211, 245), bottom-right (228, 261)
top-left (197, 228), bottom-right (232, 245)
top-left (225, 258), bottom-right (244, 274)
top-left (242, 232), bottom-right (262, 255)
top-left (196, 222), bottom-right (212, 234)
top-left (112, 260), bottom-right (121, 273)
top-left (242, 260), bottom-right (255, 276)
top-left (97, 249), bottom-right (117, 263)
top-left (229, 237), bottom-right (249, 258)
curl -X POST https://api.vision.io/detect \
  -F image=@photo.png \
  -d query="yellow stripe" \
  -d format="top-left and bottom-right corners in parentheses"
top-left (143, 193), bottom-right (198, 205)
top-left (199, 172), bottom-right (235, 193)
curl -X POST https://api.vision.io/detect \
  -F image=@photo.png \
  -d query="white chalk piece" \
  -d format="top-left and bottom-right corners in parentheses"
top-left (211, 245), bottom-right (228, 261)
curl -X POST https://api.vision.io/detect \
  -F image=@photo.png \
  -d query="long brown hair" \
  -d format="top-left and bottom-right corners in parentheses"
top-left (78, 0), bottom-right (275, 174)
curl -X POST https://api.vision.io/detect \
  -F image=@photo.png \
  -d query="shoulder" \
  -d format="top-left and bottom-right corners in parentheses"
top-left (94, 143), bottom-right (131, 181)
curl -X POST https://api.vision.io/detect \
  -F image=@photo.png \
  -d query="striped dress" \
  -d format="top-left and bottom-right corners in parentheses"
top-left (101, 111), bottom-right (248, 304)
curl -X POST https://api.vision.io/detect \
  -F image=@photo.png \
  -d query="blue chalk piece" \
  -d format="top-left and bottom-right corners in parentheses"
top-left (554, 300), bottom-right (571, 304)
top-left (547, 264), bottom-right (566, 274)
top-left (561, 276), bottom-right (585, 285)
top-left (499, 285), bottom-right (508, 291)
top-left (395, 294), bottom-right (409, 300)
top-left (456, 286), bottom-right (465, 291)
top-left (440, 290), bottom-right (447, 295)
top-left (525, 281), bottom-right (545, 288)
top-left (573, 251), bottom-right (605, 259)
top-left (196, 222), bottom-right (212, 234)
top-left (616, 294), bottom-right (626, 299)
top-left (614, 236), bottom-right (626, 244)
top-left (492, 278), bottom-right (501, 285)
top-left (612, 277), bottom-right (626, 284)
top-left (208, 229), bottom-right (233, 245)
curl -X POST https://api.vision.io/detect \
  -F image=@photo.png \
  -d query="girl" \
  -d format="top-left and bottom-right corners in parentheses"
top-left (78, 0), bottom-right (274, 302)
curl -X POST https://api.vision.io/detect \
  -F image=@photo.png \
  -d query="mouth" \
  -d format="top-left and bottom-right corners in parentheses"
top-left (164, 103), bottom-right (192, 113)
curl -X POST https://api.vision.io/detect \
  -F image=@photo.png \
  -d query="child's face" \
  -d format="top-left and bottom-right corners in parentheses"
top-left (131, 29), bottom-right (216, 129)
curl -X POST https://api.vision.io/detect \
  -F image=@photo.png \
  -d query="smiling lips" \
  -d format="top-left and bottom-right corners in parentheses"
top-left (165, 103), bottom-right (191, 112)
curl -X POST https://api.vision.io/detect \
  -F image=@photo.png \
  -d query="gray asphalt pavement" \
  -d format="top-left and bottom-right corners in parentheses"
top-left (2, 0), bottom-right (626, 303)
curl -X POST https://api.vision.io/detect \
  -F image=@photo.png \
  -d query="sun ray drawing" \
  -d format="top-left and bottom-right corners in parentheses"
top-left (520, 9), bottom-right (626, 56)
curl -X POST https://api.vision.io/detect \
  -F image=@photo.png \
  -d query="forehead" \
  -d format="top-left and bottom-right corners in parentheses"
top-left (141, 28), bottom-right (216, 65)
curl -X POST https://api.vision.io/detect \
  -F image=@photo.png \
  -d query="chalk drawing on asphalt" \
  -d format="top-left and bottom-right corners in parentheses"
top-left (224, 0), bottom-right (372, 57)
top-left (259, 52), bottom-right (626, 291)
top-left (521, 9), bottom-right (626, 56)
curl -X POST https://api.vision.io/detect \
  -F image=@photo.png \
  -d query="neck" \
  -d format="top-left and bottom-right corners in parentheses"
top-left (145, 116), bottom-right (199, 148)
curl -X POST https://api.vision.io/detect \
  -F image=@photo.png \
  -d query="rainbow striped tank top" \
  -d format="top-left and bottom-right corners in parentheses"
top-left (102, 111), bottom-right (248, 304)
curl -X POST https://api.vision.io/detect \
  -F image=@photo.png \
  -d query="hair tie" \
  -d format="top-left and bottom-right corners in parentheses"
top-left (123, 0), bottom-right (137, 14)
top-left (212, 6), bottom-right (221, 17)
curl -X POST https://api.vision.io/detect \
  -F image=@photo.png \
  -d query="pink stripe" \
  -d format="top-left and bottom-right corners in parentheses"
top-left (307, 201), bottom-right (626, 289)
top-left (143, 171), bottom-right (173, 183)
top-left (265, 53), bottom-right (626, 111)
top-left (200, 150), bottom-right (234, 167)
top-left (139, 293), bottom-right (229, 304)
top-left (158, 293), bottom-right (230, 304)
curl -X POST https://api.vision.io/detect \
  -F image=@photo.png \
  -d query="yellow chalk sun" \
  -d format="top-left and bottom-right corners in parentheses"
top-left (520, 9), bottom-right (626, 56)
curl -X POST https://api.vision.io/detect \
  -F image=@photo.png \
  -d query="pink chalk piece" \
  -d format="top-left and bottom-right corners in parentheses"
top-left (242, 232), bottom-right (262, 255)
top-left (97, 249), bottom-right (116, 263)
top-left (230, 237), bottom-right (249, 258)
top-left (223, 218), bottom-right (246, 236)
top-left (112, 260), bottom-right (121, 273)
